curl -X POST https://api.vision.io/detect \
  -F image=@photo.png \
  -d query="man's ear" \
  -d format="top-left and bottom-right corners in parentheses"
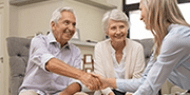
top-left (51, 22), bottom-right (56, 30)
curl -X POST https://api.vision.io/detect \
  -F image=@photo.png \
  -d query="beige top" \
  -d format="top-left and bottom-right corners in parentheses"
top-left (94, 38), bottom-right (145, 95)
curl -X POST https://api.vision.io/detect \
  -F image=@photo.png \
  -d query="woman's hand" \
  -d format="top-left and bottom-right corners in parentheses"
top-left (90, 73), bottom-right (116, 89)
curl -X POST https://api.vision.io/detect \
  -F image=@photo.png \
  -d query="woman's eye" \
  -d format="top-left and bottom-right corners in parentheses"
top-left (111, 27), bottom-right (116, 30)
top-left (120, 25), bottom-right (125, 29)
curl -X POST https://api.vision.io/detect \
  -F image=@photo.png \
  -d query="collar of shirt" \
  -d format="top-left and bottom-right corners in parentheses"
top-left (110, 42), bottom-right (127, 59)
top-left (167, 24), bottom-right (178, 32)
top-left (47, 31), bottom-right (70, 49)
top-left (110, 41), bottom-right (127, 66)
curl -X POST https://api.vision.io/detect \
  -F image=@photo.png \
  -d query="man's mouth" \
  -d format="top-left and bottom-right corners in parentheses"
top-left (65, 30), bottom-right (71, 34)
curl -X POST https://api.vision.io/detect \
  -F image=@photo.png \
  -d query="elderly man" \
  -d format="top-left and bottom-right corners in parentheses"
top-left (18, 7), bottom-right (100, 95)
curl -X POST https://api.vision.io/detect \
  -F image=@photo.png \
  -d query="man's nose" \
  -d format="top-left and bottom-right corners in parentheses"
top-left (68, 24), bottom-right (75, 31)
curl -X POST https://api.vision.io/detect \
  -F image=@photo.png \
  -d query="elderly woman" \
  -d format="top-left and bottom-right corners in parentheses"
top-left (93, 9), bottom-right (145, 95)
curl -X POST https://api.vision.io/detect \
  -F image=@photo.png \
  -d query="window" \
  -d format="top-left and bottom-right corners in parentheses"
top-left (129, 10), bottom-right (153, 39)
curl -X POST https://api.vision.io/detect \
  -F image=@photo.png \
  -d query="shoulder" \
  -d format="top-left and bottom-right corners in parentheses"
top-left (68, 43), bottom-right (81, 53)
top-left (165, 24), bottom-right (190, 42)
top-left (162, 25), bottom-right (190, 52)
top-left (31, 34), bottom-right (48, 48)
top-left (31, 34), bottom-right (47, 43)
top-left (95, 39), bottom-right (111, 48)
top-left (168, 24), bottom-right (190, 38)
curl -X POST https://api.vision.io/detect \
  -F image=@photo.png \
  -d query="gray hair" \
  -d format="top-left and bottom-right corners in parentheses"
top-left (50, 7), bottom-right (76, 24)
top-left (102, 9), bottom-right (129, 34)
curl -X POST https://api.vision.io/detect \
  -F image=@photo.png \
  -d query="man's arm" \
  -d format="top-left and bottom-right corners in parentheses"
top-left (59, 82), bottom-right (81, 95)
top-left (46, 58), bottom-right (101, 90)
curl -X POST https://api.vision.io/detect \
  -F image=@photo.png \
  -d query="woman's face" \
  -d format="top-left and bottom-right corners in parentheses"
top-left (107, 20), bottom-right (128, 43)
top-left (139, 2), bottom-right (150, 30)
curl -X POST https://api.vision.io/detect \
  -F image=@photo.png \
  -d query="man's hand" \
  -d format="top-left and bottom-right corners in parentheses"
top-left (91, 73), bottom-right (110, 89)
top-left (79, 72), bottom-right (102, 90)
top-left (91, 73), bottom-right (116, 90)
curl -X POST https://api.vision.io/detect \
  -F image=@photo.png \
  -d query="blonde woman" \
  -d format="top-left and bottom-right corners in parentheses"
top-left (95, 0), bottom-right (190, 95)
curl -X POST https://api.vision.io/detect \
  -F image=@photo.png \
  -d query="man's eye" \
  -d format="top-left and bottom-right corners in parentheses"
top-left (64, 21), bottom-right (69, 25)
top-left (73, 23), bottom-right (76, 27)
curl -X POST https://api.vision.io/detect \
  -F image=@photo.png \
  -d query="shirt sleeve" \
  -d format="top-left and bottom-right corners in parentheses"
top-left (116, 50), bottom-right (156, 93)
top-left (134, 35), bottom-right (186, 95)
top-left (29, 36), bottom-right (55, 72)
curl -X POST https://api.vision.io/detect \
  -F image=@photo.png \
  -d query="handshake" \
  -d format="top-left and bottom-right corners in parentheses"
top-left (60, 72), bottom-right (134, 95)
top-left (79, 73), bottom-right (116, 91)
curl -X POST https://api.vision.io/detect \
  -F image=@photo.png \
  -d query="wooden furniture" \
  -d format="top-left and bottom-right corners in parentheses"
top-left (83, 54), bottom-right (94, 73)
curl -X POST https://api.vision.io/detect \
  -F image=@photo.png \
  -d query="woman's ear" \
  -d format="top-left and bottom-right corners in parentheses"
top-left (106, 31), bottom-right (109, 36)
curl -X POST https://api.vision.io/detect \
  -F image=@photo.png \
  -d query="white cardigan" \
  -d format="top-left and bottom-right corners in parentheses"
top-left (94, 38), bottom-right (145, 95)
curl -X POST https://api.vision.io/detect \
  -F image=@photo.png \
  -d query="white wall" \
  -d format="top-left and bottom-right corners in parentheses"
top-left (10, 0), bottom-right (121, 56)
top-left (11, 0), bottom-right (106, 41)
top-left (178, 3), bottom-right (190, 24)
top-left (0, 0), bottom-right (10, 95)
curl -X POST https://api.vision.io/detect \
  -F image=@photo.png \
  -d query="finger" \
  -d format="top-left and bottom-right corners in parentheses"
top-left (93, 77), bottom-right (99, 90)
top-left (95, 77), bottom-right (102, 89)
top-left (91, 74), bottom-right (105, 89)
top-left (86, 83), bottom-right (94, 91)
top-left (92, 77), bottom-right (101, 90)
top-left (92, 77), bottom-right (99, 90)
top-left (88, 76), bottom-right (95, 90)
top-left (90, 73), bottom-right (100, 78)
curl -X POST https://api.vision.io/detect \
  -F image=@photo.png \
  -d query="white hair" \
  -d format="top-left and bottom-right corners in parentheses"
top-left (102, 9), bottom-right (130, 34)
top-left (50, 7), bottom-right (76, 24)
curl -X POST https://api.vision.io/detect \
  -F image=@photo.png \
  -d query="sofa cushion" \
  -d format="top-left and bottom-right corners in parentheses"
top-left (6, 37), bottom-right (31, 95)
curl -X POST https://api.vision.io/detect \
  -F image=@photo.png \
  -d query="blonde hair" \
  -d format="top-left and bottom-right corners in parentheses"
top-left (141, 0), bottom-right (190, 58)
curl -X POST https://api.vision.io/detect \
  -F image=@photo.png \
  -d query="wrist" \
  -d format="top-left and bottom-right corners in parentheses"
top-left (77, 70), bottom-right (86, 80)
top-left (78, 71), bottom-right (90, 83)
top-left (107, 78), bottom-right (116, 89)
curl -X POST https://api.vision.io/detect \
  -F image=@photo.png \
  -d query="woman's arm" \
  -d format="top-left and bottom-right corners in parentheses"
top-left (134, 35), bottom-right (187, 95)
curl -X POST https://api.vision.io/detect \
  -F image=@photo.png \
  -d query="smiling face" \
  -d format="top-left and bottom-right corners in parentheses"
top-left (51, 11), bottom-right (76, 47)
top-left (107, 20), bottom-right (128, 43)
top-left (139, 1), bottom-right (150, 30)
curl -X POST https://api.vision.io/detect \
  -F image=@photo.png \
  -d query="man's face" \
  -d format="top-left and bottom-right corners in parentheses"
top-left (52, 11), bottom-right (76, 46)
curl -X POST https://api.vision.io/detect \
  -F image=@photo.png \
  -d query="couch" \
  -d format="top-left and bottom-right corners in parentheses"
top-left (6, 37), bottom-right (184, 95)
